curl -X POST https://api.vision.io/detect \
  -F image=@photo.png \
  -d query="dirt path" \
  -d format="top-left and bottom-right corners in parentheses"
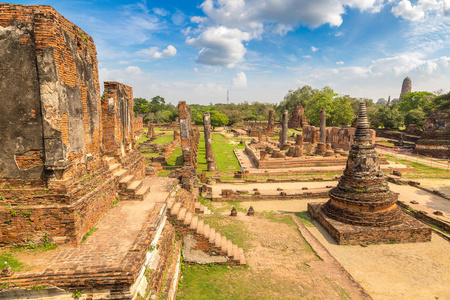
top-left (216, 210), bottom-right (368, 299)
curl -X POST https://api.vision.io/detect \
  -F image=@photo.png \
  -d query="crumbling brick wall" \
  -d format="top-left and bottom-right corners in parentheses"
top-left (0, 4), bottom-right (102, 188)
top-left (101, 81), bottom-right (135, 158)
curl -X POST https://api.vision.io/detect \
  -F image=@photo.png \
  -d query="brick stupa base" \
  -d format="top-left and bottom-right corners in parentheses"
top-left (308, 203), bottom-right (432, 245)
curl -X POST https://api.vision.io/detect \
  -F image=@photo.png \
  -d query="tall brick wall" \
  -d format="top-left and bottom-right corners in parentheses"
top-left (102, 81), bottom-right (135, 158)
top-left (0, 4), bottom-right (144, 247)
top-left (0, 4), bottom-right (102, 188)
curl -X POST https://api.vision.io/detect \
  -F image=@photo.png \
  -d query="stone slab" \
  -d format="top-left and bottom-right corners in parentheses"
top-left (308, 202), bottom-right (432, 245)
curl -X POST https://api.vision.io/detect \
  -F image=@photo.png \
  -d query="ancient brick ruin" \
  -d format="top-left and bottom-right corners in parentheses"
top-left (101, 81), bottom-right (135, 158)
top-left (288, 103), bottom-right (308, 128)
top-left (413, 110), bottom-right (450, 158)
top-left (400, 76), bottom-right (412, 100)
top-left (203, 111), bottom-right (217, 171)
top-left (279, 110), bottom-right (288, 149)
top-left (308, 102), bottom-right (431, 244)
top-left (0, 5), bottom-right (183, 298)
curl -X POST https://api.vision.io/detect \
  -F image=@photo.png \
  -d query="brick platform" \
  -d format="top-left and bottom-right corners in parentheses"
top-left (308, 202), bottom-right (432, 245)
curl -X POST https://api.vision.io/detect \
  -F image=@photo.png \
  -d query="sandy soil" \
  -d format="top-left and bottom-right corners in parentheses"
top-left (415, 178), bottom-right (450, 196)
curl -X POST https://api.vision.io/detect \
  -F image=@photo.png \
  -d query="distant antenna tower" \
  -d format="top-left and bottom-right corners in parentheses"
top-left (227, 90), bottom-right (229, 104)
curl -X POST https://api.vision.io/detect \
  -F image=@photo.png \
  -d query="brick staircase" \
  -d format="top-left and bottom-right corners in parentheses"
top-left (166, 198), bottom-right (246, 266)
top-left (104, 156), bottom-right (151, 201)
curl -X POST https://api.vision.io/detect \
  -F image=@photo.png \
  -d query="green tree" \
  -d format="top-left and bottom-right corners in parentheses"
top-left (210, 111), bottom-right (229, 130)
top-left (133, 97), bottom-right (149, 115)
top-left (375, 106), bottom-right (403, 129)
top-left (304, 87), bottom-right (354, 126)
top-left (149, 96), bottom-right (166, 113)
top-left (397, 91), bottom-right (435, 113)
top-left (277, 85), bottom-right (317, 116)
top-left (404, 108), bottom-right (427, 130)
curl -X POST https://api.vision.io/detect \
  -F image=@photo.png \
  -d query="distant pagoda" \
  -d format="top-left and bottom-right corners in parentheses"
top-left (309, 102), bottom-right (431, 244)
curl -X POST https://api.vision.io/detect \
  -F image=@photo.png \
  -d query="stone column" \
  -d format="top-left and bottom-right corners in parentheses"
top-left (147, 122), bottom-right (154, 138)
top-left (174, 130), bottom-right (180, 141)
top-left (258, 131), bottom-right (262, 143)
top-left (260, 150), bottom-right (266, 161)
top-left (279, 110), bottom-right (288, 149)
top-left (203, 112), bottom-right (217, 171)
top-left (293, 145), bottom-right (303, 157)
top-left (267, 110), bottom-right (274, 130)
top-left (178, 101), bottom-right (192, 166)
top-left (319, 109), bottom-right (326, 143)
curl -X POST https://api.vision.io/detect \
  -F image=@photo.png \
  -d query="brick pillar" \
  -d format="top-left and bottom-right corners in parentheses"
top-left (174, 130), bottom-right (180, 141)
top-left (320, 109), bottom-right (326, 144)
top-left (279, 110), bottom-right (288, 149)
top-left (178, 101), bottom-right (192, 166)
top-left (203, 112), bottom-right (217, 171)
top-left (267, 110), bottom-right (274, 132)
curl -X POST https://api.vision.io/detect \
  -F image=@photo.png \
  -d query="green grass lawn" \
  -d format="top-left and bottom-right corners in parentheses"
top-left (377, 142), bottom-right (395, 147)
top-left (152, 134), bottom-right (173, 144)
top-left (211, 133), bottom-right (244, 174)
top-left (165, 145), bottom-right (183, 169)
top-left (385, 154), bottom-right (450, 179)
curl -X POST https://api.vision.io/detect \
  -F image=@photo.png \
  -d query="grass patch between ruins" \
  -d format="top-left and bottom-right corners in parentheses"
top-left (211, 133), bottom-right (244, 173)
top-left (200, 215), bottom-right (249, 251)
top-left (151, 134), bottom-right (173, 145)
top-left (385, 155), bottom-right (450, 179)
top-left (0, 253), bottom-right (24, 272)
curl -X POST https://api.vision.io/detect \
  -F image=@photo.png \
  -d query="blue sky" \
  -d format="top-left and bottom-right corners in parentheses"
top-left (13, 0), bottom-right (450, 105)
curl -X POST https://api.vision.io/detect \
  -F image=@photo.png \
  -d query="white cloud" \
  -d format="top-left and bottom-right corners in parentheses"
top-left (232, 72), bottom-right (248, 89)
top-left (392, 0), bottom-right (425, 20)
top-left (336, 61), bottom-right (344, 65)
top-left (391, 0), bottom-right (450, 20)
top-left (153, 8), bottom-right (168, 16)
top-left (194, 68), bottom-right (199, 72)
top-left (186, 26), bottom-right (251, 67)
top-left (137, 45), bottom-right (177, 59)
top-left (295, 53), bottom-right (450, 100)
top-left (303, 55), bottom-right (312, 58)
top-left (311, 46), bottom-right (319, 52)
top-left (199, 0), bottom-right (385, 32)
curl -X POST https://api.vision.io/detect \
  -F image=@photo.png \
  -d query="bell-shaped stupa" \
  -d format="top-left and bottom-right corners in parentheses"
top-left (322, 102), bottom-right (403, 227)
top-left (308, 102), bottom-right (431, 244)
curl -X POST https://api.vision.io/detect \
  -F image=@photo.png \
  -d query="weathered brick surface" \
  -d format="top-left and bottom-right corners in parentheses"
top-left (102, 81), bottom-right (135, 158)
top-left (288, 104), bottom-right (308, 129)
top-left (311, 102), bottom-right (431, 244)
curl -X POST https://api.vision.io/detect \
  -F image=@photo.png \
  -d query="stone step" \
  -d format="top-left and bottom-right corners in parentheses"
top-left (204, 207), bottom-right (210, 215)
top-left (104, 156), bottom-right (116, 166)
top-left (109, 163), bottom-right (121, 172)
top-left (227, 240), bottom-right (233, 259)
top-left (113, 169), bottom-right (128, 181)
top-left (208, 228), bottom-right (216, 244)
top-left (195, 202), bottom-right (201, 210)
top-left (232, 244), bottom-right (240, 261)
top-left (171, 202), bottom-right (182, 216)
top-left (199, 204), bottom-right (205, 213)
top-left (214, 232), bottom-right (222, 249)
top-left (196, 220), bottom-right (204, 235)
top-left (203, 224), bottom-right (210, 238)
top-left (119, 175), bottom-right (134, 190)
top-left (166, 198), bottom-right (175, 211)
top-left (127, 180), bottom-right (144, 193)
top-left (221, 236), bottom-right (228, 255)
top-left (239, 248), bottom-right (246, 265)
top-left (184, 212), bottom-right (193, 226)
top-left (177, 208), bottom-right (187, 222)
top-left (190, 216), bottom-right (198, 230)
top-left (135, 185), bottom-right (151, 201)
